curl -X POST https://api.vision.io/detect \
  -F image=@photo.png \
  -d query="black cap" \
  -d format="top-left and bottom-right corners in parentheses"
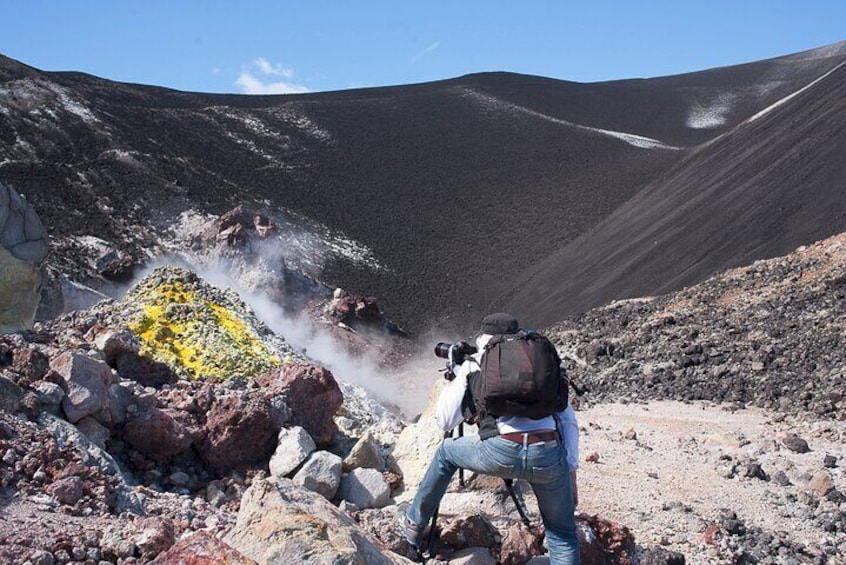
top-left (480, 313), bottom-right (519, 335)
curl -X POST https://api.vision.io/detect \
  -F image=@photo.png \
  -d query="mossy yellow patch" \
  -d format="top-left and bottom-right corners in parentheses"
top-left (127, 280), bottom-right (280, 380)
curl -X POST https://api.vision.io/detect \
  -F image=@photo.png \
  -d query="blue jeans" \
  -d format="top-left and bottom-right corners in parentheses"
top-left (407, 434), bottom-right (579, 565)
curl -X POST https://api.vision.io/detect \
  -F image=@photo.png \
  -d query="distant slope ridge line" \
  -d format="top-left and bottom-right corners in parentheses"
top-left (747, 59), bottom-right (846, 123)
top-left (457, 86), bottom-right (683, 151)
top-left (695, 59), bottom-right (846, 152)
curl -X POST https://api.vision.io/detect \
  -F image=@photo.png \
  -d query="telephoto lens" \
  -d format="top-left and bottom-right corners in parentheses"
top-left (434, 342), bottom-right (451, 359)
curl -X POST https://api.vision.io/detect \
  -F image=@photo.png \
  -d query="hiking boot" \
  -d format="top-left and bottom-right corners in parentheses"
top-left (396, 503), bottom-right (426, 548)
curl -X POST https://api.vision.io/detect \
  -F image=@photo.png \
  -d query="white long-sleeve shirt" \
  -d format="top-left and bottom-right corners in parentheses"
top-left (434, 334), bottom-right (580, 470)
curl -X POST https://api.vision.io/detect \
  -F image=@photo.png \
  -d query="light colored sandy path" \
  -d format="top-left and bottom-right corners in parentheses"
top-left (574, 401), bottom-right (845, 563)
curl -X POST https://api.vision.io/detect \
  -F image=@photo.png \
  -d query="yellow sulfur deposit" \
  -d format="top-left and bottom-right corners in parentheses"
top-left (126, 275), bottom-right (282, 380)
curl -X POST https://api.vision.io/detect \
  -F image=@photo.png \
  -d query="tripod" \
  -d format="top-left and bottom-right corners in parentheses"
top-left (422, 424), bottom-right (533, 560)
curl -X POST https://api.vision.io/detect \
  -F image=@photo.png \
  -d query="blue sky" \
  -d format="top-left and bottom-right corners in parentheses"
top-left (2, 1), bottom-right (843, 94)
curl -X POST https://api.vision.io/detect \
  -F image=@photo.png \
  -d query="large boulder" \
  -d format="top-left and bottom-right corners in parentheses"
top-left (257, 362), bottom-right (343, 446)
top-left (200, 391), bottom-right (285, 472)
top-left (392, 380), bottom-right (454, 498)
top-left (0, 183), bottom-right (48, 333)
top-left (224, 477), bottom-right (413, 564)
top-left (50, 351), bottom-right (114, 423)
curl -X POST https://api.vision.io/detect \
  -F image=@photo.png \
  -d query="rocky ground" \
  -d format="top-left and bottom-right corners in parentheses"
top-left (577, 401), bottom-right (844, 564)
top-left (0, 230), bottom-right (844, 564)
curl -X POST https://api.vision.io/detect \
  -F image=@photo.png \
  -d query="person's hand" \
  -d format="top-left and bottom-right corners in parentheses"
top-left (571, 470), bottom-right (578, 508)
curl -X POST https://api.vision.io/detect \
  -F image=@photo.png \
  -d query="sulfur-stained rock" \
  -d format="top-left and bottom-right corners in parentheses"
top-left (121, 266), bottom-right (292, 381)
top-left (343, 430), bottom-right (385, 472)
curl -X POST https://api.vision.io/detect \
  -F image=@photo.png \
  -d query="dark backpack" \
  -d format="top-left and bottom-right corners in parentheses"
top-left (473, 330), bottom-right (568, 419)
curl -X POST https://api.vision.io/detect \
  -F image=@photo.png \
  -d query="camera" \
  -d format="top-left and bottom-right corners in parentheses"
top-left (434, 341), bottom-right (478, 366)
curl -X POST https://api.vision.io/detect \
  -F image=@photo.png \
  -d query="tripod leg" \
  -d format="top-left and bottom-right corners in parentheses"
top-left (504, 479), bottom-right (532, 527)
top-left (458, 423), bottom-right (465, 488)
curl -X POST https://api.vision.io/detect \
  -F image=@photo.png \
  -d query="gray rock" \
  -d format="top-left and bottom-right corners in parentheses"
top-left (0, 374), bottom-right (24, 413)
top-left (107, 382), bottom-right (134, 424)
top-left (51, 351), bottom-right (114, 423)
top-left (772, 470), bottom-right (792, 486)
top-left (101, 527), bottom-right (137, 559)
top-left (269, 425), bottom-right (316, 478)
top-left (292, 450), bottom-right (343, 500)
top-left (168, 471), bottom-right (191, 487)
top-left (29, 549), bottom-right (54, 565)
top-left (339, 467), bottom-right (391, 509)
top-left (76, 416), bottom-right (110, 450)
top-left (449, 547), bottom-right (497, 564)
top-left (36, 381), bottom-right (65, 407)
top-left (782, 434), bottom-right (810, 453)
top-left (343, 430), bottom-right (385, 471)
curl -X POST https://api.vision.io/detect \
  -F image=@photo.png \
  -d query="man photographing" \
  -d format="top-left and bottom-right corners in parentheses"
top-left (402, 313), bottom-right (580, 564)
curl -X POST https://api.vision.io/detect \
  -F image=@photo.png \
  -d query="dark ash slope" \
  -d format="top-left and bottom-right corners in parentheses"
top-left (1, 43), bottom-right (844, 333)
top-left (501, 58), bottom-right (846, 329)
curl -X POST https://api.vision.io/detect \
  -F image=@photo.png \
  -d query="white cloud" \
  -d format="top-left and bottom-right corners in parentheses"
top-left (254, 57), bottom-right (295, 78)
top-left (235, 58), bottom-right (309, 95)
top-left (411, 41), bottom-right (440, 63)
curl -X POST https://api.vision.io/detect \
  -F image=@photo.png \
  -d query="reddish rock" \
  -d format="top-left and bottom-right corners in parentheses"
top-left (808, 470), bottom-right (835, 496)
top-left (134, 517), bottom-right (176, 557)
top-left (326, 292), bottom-right (384, 329)
top-left (439, 514), bottom-right (500, 550)
top-left (498, 522), bottom-right (545, 565)
top-left (702, 523), bottom-right (724, 546)
top-left (257, 363), bottom-right (342, 445)
top-left (578, 514), bottom-right (637, 565)
top-left (150, 531), bottom-right (258, 564)
top-left (200, 391), bottom-right (281, 471)
top-left (116, 352), bottom-right (178, 388)
top-left (123, 406), bottom-right (193, 461)
top-left (47, 476), bottom-right (84, 506)
top-left (198, 206), bottom-right (276, 249)
top-left (11, 347), bottom-right (49, 386)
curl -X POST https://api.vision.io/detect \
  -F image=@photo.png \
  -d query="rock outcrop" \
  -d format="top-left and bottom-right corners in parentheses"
top-left (551, 234), bottom-right (846, 420)
top-left (0, 182), bottom-right (49, 333)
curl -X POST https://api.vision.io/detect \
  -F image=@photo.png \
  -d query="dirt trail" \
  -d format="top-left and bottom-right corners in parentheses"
top-left (576, 401), bottom-right (845, 563)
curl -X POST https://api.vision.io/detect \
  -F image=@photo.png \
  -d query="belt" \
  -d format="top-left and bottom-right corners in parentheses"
top-left (500, 430), bottom-right (559, 445)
